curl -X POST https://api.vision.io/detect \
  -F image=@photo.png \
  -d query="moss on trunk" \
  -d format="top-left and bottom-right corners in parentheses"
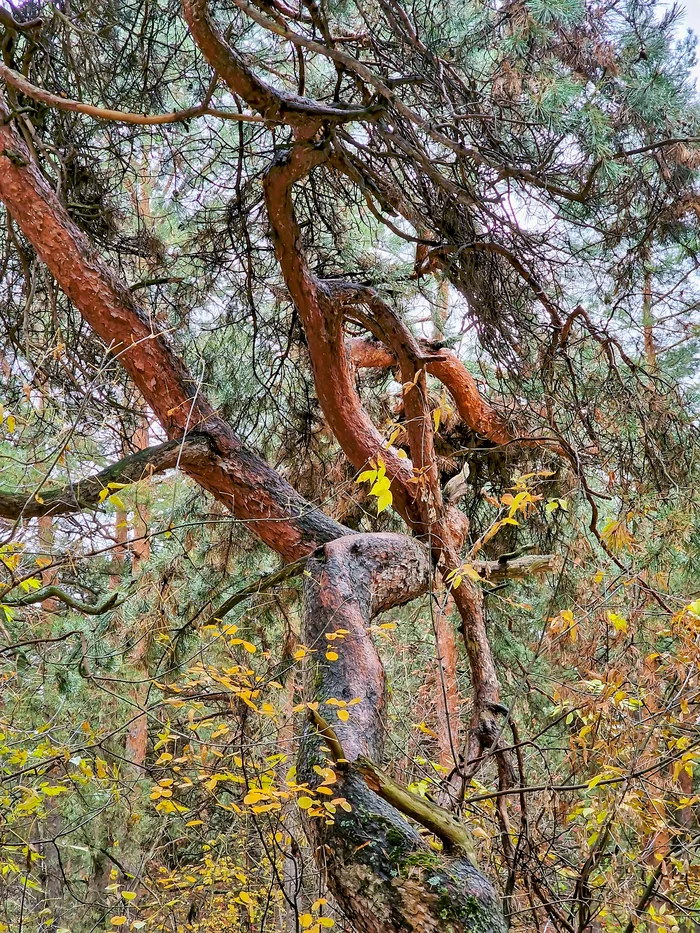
top-left (298, 534), bottom-right (506, 933)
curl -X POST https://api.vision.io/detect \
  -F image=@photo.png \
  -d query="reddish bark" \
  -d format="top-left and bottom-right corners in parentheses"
top-left (0, 14), bottom-right (509, 920)
top-left (0, 115), bottom-right (347, 560)
top-left (348, 337), bottom-right (511, 446)
top-left (37, 516), bottom-right (58, 611)
top-left (123, 406), bottom-right (151, 768)
top-left (432, 596), bottom-right (462, 770)
top-left (416, 594), bottom-right (462, 771)
top-left (130, 406), bottom-right (152, 569)
top-left (340, 289), bottom-right (443, 522)
top-left (259, 125), bottom-right (509, 793)
top-left (181, 0), bottom-right (367, 127)
top-left (263, 145), bottom-right (421, 524)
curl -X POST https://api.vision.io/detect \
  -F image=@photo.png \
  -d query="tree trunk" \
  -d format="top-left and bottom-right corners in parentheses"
top-left (0, 111), bottom-right (347, 561)
top-left (0, 80), bottom-right (507, 933)
top-left (298, 534), bottom-right (505, 933)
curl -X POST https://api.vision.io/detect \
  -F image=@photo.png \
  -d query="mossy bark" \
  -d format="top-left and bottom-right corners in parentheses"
top-left (298, 534), bottom-right (506, 933)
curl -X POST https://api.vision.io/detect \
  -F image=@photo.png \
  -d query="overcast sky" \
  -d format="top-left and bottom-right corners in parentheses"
top-left (679, 0), bottom-right (700, 82)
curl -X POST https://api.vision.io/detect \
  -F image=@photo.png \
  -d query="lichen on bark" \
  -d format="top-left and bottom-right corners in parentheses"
top-left (297, 534), bottom-right (506, 933)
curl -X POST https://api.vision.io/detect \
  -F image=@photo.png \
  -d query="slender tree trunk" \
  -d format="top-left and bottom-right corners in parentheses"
top-left (643, 268), bottom-right (657, 370)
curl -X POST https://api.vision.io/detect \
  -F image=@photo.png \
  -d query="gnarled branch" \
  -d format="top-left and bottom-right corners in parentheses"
top-left (347, 334), bottom-right (512, 445)
top-left (181, 0), bottom-right (371, 127)
top-left (0, 437), bottom-right (208, 520)
top-left (0, 108), bottom-right (348, 560)
top-left (2, 587), bottom-right (120, 615)
top-left (0, 63), bottom-right (265, 126)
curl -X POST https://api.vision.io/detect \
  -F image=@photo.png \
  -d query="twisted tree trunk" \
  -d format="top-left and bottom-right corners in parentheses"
top-left (0, 14), bottom-right (509, 925)
top-left (299, 534), bottom-right (506, 933)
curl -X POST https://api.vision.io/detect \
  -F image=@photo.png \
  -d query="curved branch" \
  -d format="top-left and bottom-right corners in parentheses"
top-left (347, 336), bottom-right (512, 445)
top-left (355, 755), bottom-right (474, 857)
top-left (0, 9), bottom-right (42, 32)
top-left (2, 587), bottom-right (120, 615)
top-left (429, 350), bottom-right (513, 446)
top-left (0, 106), bottom-right (348, 560)
top-left (0, 437), bottom-right (207, 520)
top-left (0, 63), bottom-right (265, 126)
top-left (263, 144), bottom-right (423, 525)
top-left (337, 284), bottom-right (442, 520)
top-left (262, 141), bottom-right (510, 791)
top-left (181, 0), bottom-right (371, 127)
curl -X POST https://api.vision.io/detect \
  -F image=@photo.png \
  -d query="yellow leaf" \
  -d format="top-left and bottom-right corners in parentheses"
top-left (417, 721), bottom-right (438, 739)
top-left (376, 490), bottom-right (393, 514)
top-left (482, 521), bottom-right (503, 546)
top-left (607, 611), bottom-right (628, 633)
top-left (300, 914), bottom-right (314, 929)
top-left (432, 408), bottom-right (441, 432)
top-left (370, 475), bottom-right (391, 496)
top-left (109, 494), bottom-right (127, 510)
top-left (240, 641), bottom-right (256, 654)
top-left (6, 414), bottom-right (15, 432)
top-left (463, 564), bottom-right (485, 583)
top-left (111, 917), bottom-right (127, 927)
top-left (121, 892), bottom-right (136, 902)
top-left (337, 709), bottom-right (349, 722)
top-left (297, 796), bottom-right (313, 810)
top-left (325, 651), bottom-right (339, 662)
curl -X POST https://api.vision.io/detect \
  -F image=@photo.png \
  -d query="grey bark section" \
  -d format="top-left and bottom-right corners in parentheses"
top-left (298, 533), bottom-right (506, 933)
top-left (0, 433), bottom-right (350, 551)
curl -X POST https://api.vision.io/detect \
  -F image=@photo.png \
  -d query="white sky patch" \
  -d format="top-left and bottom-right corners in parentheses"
top-left (678, 0), bottom-right (700, 83)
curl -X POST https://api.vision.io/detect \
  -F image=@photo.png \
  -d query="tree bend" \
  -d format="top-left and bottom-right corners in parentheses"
top-left (0, 437), bottom-right (208, 520)
top-left (0, 110), bottom-right (347, 560)
top-left (299, 533), bottom-right (506, 933)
